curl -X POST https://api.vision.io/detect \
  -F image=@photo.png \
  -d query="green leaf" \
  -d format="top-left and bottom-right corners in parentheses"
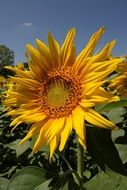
top-left (34, 177), bottom-right (68, 190)
top-left (49, 175), bottom-right (68, 190)
top-left (84, 171), bottom-right (127, 190)
top-left (33, 179), bottom-right (70, 190)
top-left (34, 174), bottom-right (79, 190)
top-left (0, 177), bottom-right (9, 190)
top-left (0, 105), bottom-right (5, 113)
top-left (34, 179), bottom-right (52, 190)
top-left (86, 126), bottom-right (127, 175)
top-left (8, 139), bottom-right (30, 157)
top-left (112, 129), bottom-right (124, 142)
top-left (105, 107), bottom-right (125, 124)
top-left (51, 178), bottom-right (78, 190)
top-left (115, 144), bottom-right (127, 164)
top-left (6, 166), bottom-right (53, 190)
top-left (96, 99), bottom-right (127, 112)
top-left (115, 135), bottom-right (127, 144)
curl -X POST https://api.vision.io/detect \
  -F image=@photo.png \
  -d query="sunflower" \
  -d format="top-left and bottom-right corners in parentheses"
top-left (4, 27), bottom-right (123, 159)
top-left (109, 60), bottom-right (127, 96)
top-left (0, 75), bottom-right (6, 87)
top-left (0, 76), bottom-right (8, 103)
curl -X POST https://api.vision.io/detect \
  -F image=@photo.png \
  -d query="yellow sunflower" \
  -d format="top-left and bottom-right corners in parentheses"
top-left (15, 62), bottom-right (26, 70)
top-left (4, 27), bottom-right (123, 159)
top-left (0, 76), bottom-right (8, 102)
top-left (0, 75), bottom-right (6, 88)
top-left (109, 60), bottom-right (127, 96)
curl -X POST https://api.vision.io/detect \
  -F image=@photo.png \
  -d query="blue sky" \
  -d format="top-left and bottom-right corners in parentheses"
top-left (0, 0), bottom-right (127, 63)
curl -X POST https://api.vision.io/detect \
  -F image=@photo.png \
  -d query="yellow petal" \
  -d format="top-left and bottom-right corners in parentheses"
top-left (32, 119), bottom-right (52, 152)
top-left (36, 39), bottom-right (53, 68)
top-left (85, 109), bottom-right (117, 129)
top-left (88, 40), bottom-right (116, 63)
top-left (66, 45), bottom-right (76, 66)
top-left (49, 136), bottom-right (58, 161)
top-left (78, 136), bottom-right (86, 150)
top-left (72, 27), bottom-right (105, 72)
top-left (10, 77), bottom-right (39, 89)
top-left (60, 28), bottom-right (76, 66)
top-left (20, 119), bottom-right (48, 145)
top-left (80, 59), bottom-right (114, 78)
top-left (48, 32), bottom-right (60, 66)
top-left (20, 112), bottom-right (46, 123)
top-left (26, 44), bottom-right (48, 76)
top-left (89, 58), bottom-right (123, 73)
top-left (72, 106), bottom-right (85, 141)
top-left (79, 99), bottom-right (95, 108)
top-left (59, 115), bottom-right (73, 151)
top-left (7, 91), bottom-right (37, 103)
top-left (10, 111), bottom-right (46, 125)
top-left (45, 117), bottom-right (65, 142)
top-left (82, 81), bottom-right (105, 96)
top-left (5, 66), bottom-right (33, 79)
top-left (26, 44), bottom-right (41, 63)
top-left (32, 127), bottom-right (45, 153)
top-left (91, 87), bottom-right (120, 103)
top-left (10, 116), bottom-right (24, 127)
top-left (84, 69), bottom-right (114, 83)
top-left (20, 126), bottom-right (37, 144)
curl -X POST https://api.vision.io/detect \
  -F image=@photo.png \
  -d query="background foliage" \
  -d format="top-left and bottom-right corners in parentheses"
top-left (0, 103), bottom-right (127, 189)
top-left (0, 45), bottom-right (14, 77)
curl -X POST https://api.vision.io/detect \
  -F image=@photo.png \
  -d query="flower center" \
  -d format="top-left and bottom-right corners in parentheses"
top-left (38, 68), bottom-right (82, 118)
top-left (44, 79), bottom-right (69, 108)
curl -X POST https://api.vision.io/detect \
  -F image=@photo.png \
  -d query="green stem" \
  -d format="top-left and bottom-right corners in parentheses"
top-left (57, 152), bottom-right (81, 186)
top-left (77, 140), bottom-right (84, 182)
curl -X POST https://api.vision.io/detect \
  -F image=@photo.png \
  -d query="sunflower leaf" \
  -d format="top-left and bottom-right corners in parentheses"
top-left (84, 171), bottom-right (127, 190)
top-left (34, 179), bottom-right (69, 190)
top-left (95, 99), bottom-right (127, 112)
top-left (8, 139), bottom-right (31, 157)
top-left (115, 144), bottom-right (127, 164)
top-left (6, 166), bottom-right (53, 190)
top-left (0, 177), bottom-right (9, 190)
top-left (86, 126), bottom-right (127, 176)
top-left (33, 179), bottom-right (52, 190)
top-left (106, 107), bottom-right (125, 124)
top-left (49, 177), bottom-right (79, 190)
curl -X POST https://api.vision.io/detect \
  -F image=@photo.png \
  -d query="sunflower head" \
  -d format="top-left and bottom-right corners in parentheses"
top-left (109, 58), bottom-right (127, 97)
top-left (4, 27), bottom-right (123, 159)
top-left (0, 75), bottom-right (9, 103)
top-left (0, 76), bottom-right (6, 88)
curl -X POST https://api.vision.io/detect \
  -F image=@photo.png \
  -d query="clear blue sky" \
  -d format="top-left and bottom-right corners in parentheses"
top-left (0, 0), bottom-right (127, 63)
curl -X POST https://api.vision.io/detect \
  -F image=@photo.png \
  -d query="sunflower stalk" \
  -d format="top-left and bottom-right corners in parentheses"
top-left (57, 151), bottom-right (81, 187)
top-left (77, 140), bottom-right (84, 187)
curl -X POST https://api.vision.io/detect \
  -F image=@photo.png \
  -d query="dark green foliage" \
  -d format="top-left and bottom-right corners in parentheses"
top-left (0, 45), bottom-right (14, 77)
top-left (1, 101), bottom-right (127, 189)
top-left (86, 126), bottom-right (127, 175)
top-left (0, 45), bottom-right (14, 67)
